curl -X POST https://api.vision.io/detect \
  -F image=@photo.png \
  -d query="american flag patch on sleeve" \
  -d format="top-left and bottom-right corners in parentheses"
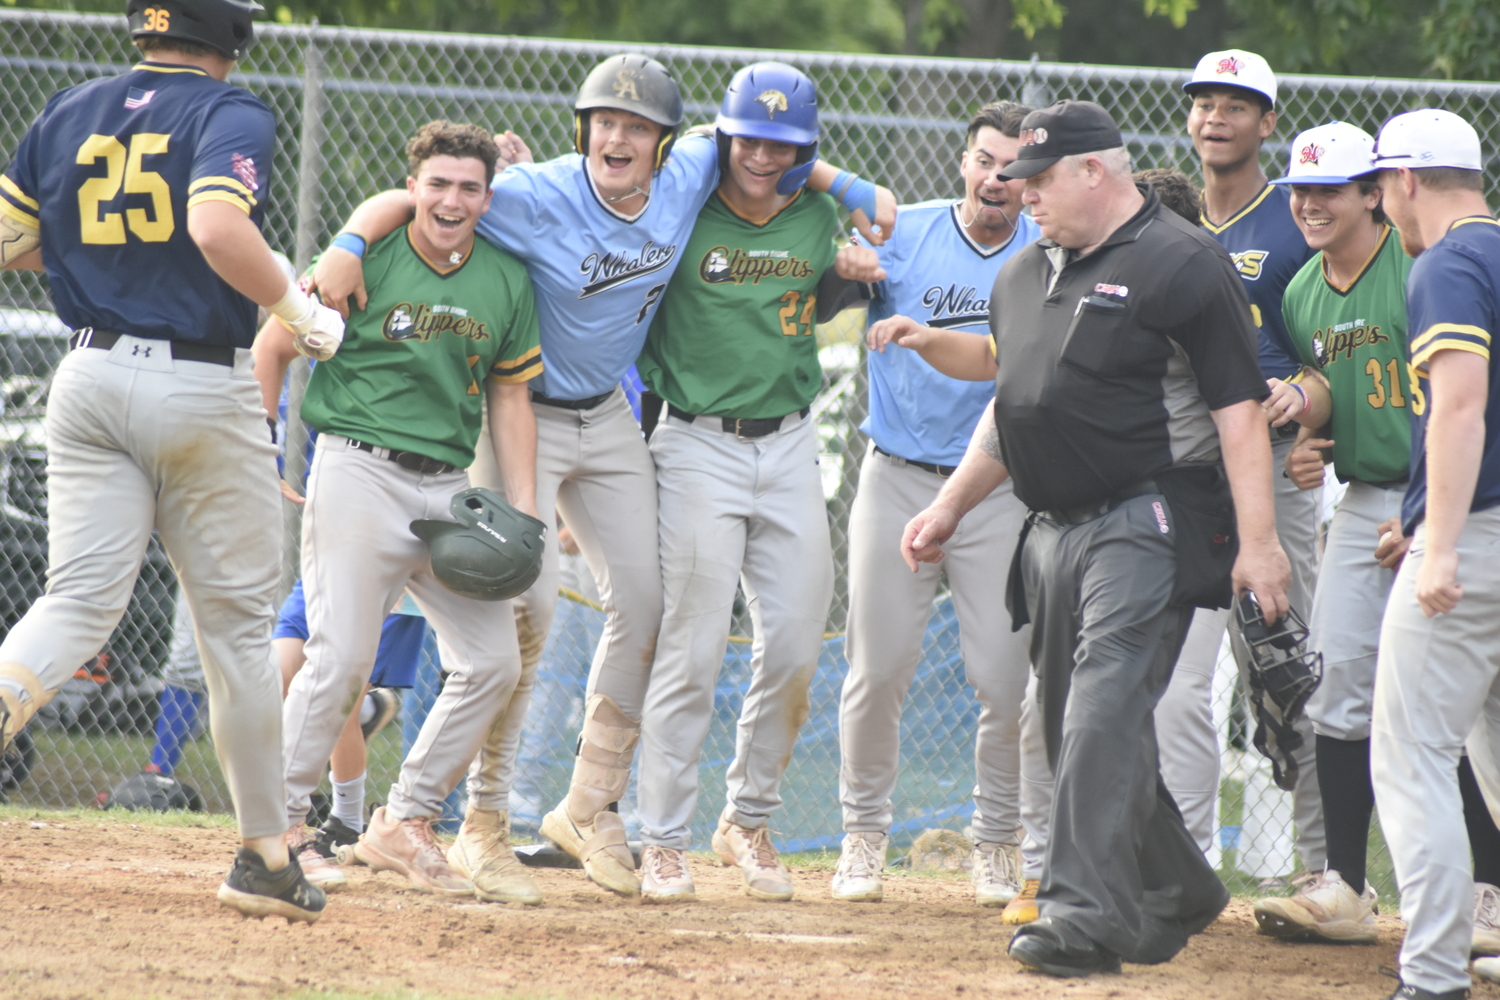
top-left (123, 88), bottom-right (156, 110)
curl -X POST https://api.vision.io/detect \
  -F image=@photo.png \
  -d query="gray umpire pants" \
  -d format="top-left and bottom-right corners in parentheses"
top-left (1024, 492), bottom-right (1228, 964)
top-left (839, 443), bottom-right (1031, 846)
top-left (637, 412), bottom-right (833, 848)
top-left (0, 341), bottom-right (285, 837)
top-left (1374, 509), bottom-right (1500, 995)
top-left (464, 388), bottom-right (663, 811)
top-left (283, 434), bottom-right (523, 822)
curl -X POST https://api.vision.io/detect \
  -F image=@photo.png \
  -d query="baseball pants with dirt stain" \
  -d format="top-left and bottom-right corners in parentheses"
top-left (282, 434), bottom-right (522, 823)
top-left (636, 412), bottom-right (833, 847)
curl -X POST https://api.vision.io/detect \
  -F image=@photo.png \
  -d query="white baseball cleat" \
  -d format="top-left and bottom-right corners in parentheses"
top-left (831, 831), bottom-right (886, 902)
top-left (1474, 882), bottom-right (1500, 955)
top-left (1253, 868), bottom-right (1377, 944)
top-left (971, 841), bottom-right (1023, 907)
top-left (640, 845), bottom-right (696, 903)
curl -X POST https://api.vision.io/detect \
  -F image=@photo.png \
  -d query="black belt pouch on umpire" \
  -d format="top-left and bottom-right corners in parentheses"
top-left (1157, 464), bottom-right (1238, 610)
top-left (1004, 512), bottom-right (1037, 631)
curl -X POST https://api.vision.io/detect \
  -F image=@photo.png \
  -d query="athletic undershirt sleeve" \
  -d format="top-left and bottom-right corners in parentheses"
top-left (1408, 244), bottom-right (1495, 373)
top-left (187, 94), bottom-right (276, 216)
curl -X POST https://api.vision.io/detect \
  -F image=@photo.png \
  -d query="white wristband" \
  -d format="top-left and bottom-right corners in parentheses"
top-left (268, 280), bottom-right (315, 332)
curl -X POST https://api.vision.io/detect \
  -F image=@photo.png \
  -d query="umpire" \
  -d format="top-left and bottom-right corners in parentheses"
top-left (904, 101), bottom-right (1290, 974)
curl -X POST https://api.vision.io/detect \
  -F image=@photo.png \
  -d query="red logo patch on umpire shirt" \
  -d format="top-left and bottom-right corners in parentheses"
top-left (231, 152), bottom-right (259, 192)
top-left (1094, 282), bottom-right (1129, 299)
top-left (1151, 501), bottom-right (1170, 534)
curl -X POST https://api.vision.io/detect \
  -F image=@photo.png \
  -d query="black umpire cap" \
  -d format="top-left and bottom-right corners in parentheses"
top-left (999, 100), bottom-right (1124, 179)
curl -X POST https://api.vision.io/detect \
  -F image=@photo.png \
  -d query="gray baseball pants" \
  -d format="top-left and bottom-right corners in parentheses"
top-left (1373, 508), bottom-right (1500, 995)
top-left (637, 412), bottom-right (833, 847)
top-left (283, 434), bottom-right (522, 822)
top-left (464, 388), bottom-right (663, 810)
top-left (1024, 493), bottom-right (1228, 964)
top-left (839, 443), bottom-right (1030, 845)
top-left (0, 341), bottom-right (285, 837)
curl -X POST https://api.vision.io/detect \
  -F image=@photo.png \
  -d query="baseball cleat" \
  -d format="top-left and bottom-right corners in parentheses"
top-left (353, 806), bottom-right (473, 897)
top-left (541, 803), bottom-right (640, 897)
top-left (1382, 982), bottom-right (1472, 1000)
top-left (640, 845), bottom-right (697, 903)
top-left (712, 809), bottom-right (793, 902)
top-left (287, 822), bottom-right (348, 892)
top-left (308, 816), bottom-right (362, 860)
top-left (0, 663), bottom-right (48, 755)
top-left (1253, 868), bottom-right (1377, 943)
top-left (447, 807), bottom-right (542, 905)
top-left (217, 848), bottom-right (327, 924)
top-left (831, 831), bottom-right (886, 902)
top-left (1001, 879), bottom-right (1041, 924)
top-left (1475, 955), bottom-right (1500, 984)
top-left (972, 841), bottom-right (1023, 906)
top-left (1474, 882), bottom-right (1500, 956)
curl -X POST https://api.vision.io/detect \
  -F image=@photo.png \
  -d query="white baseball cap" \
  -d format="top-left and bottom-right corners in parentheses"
top-left (1363, 109), bottom-right (1483, 174)
top-left (1269, 122), bottom-right (1376, 185)
top-left (1184, 49), bottom-right (1277, 108)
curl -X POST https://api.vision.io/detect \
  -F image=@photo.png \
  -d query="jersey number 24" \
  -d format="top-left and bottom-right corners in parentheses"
top-left (76, 133), bottom-right (174, 244)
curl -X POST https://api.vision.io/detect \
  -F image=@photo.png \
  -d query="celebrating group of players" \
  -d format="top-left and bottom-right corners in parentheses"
top-left (1, 1), bottom-right (1500, 996)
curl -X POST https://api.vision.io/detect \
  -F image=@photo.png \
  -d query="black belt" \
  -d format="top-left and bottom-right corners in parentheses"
top-left (873, 445), bottom-right (956, 478)
top-left (668, 403), bottom-right (809, 440)
top-left (348, 438), bottom-right (459, 475)
top-left (531, 389), bottom-right (614, 410)
top-left (69, 328), bottom-right (236, 367)
top-left (1044, 478), bottom-right (1159, 526)
top-left (1362, 478), bottom-right (1409, 490)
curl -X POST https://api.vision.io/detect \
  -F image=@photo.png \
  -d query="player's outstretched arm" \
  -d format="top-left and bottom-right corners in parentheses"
top-left (1212, 397), bottom-right (1291, 622)
top-left (486, 378), bottom-right (539, 519)
top-left (311, 190), bottom-right (414, 317)
top-left (188, 202), bottom-right (344, 361)
top-left (901, 403), bottom-right (1010, 571)
top-left (250, 316), bottom-right (308, 505)
top-left (808, 160), bottom-right (896, 246)
top-left (868, 316), bottom-right (998, 381)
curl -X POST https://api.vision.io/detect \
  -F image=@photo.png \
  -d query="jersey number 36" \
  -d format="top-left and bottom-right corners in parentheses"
top-left (76, 133), bottom-right (174, 244)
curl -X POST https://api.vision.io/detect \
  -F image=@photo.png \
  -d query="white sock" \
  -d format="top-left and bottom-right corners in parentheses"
top-left (332, 772), bottom-right (366, 831)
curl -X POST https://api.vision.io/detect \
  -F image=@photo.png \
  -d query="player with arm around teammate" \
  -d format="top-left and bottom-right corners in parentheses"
top-left (825, 99), bottom-right (1039, 906)
top-left (630, 62), bottom-right (859, 902)
top-left (255, 120), bottom-right (547, 902)
top-left (0, 0), bottom-right (343, 923)
top-left (310, 55), bottom-right (895, 899)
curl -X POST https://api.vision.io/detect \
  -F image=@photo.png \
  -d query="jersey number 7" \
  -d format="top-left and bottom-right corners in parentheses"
top-left (76, 133), bottom-right (174, 244)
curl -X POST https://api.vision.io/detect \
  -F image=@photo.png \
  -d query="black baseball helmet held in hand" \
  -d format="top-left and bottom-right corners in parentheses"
top-left (573, 54), bottom-right (684, 170)
top-left (411, 488), bottom-right (547, 602)
top-left (127, 0), bottom-right (262, 61)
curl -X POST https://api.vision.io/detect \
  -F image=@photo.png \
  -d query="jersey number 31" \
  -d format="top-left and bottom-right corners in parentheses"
top-left (76, 133), bottom-right (174, 244)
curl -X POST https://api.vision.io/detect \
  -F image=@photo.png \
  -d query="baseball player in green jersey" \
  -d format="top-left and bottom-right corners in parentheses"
top-left (632, 63), bottom-right (853, 902)
top-left (255, 121), bottom-right (546, 902)
top-left (1246, 121), bottom-right (1409, 942)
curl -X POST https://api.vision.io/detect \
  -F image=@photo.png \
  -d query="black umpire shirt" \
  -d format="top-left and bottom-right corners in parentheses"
top-left (990, 186), bottom-right (1267, 514)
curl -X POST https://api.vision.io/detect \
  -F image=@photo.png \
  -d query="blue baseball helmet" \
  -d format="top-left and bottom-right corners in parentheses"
top-left (716, 62), bottom-right (820, 194)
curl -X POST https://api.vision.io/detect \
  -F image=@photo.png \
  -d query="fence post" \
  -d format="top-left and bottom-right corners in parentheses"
top-left (280, 30), bottom-right (326, 601)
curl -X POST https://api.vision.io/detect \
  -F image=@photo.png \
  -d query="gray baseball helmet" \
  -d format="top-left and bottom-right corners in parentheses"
top-left (411, 488), bottom-right (547, 602)
top-left (573, 54), bottom-right (684, 169)
top-left (100, 770), bottom-right (205, 812)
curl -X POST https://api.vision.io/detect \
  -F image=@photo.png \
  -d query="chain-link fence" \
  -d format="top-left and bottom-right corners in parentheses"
top-left (4, 9), bottom-right (1498, 898)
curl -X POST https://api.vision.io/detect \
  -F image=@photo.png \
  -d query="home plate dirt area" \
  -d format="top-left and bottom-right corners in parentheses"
top-left (0, 813), bottom-right (1474, 1000)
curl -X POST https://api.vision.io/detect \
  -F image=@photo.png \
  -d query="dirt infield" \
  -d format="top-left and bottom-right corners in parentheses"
top-left (0, 810), bottom-right (1481, 1000)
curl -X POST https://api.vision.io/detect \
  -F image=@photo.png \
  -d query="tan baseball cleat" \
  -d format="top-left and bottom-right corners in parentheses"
top-left (354, 806), bottom-right (474, 897)
top-left (1001, 878), bottom-right (1040, 924)
top-left (640, 845), bottom-right (697, 903)
top-left (1253, 869), bottom-right (1377, 944)
top-left (0, 662), bottom-right (49, 754)
top-left (541, 694), bottom-right (641, 897)
top-left (448, 807), bottom-right (542, 905)
top-left (712, 809), bottom-right (794, 902)
top-left (1474, 882), bottom-right (1500, 956)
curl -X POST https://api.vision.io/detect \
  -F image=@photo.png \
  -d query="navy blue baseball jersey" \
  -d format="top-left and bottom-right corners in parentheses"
top-left (1401, 216), bottom-right (1500, 532)
top-left (0, 61), bottom-right (276, 348)
top-left (1201, 183), bottom-right (1315, 380)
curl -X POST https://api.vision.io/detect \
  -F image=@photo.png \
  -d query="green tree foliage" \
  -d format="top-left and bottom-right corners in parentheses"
top-left (1421, 0), bottom-right (1500, 81)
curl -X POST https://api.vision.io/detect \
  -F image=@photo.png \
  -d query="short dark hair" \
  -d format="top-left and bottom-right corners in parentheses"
top-left (1134, 168), bottom-right (1201, 223)
top-left (1185, 84), bottom-right (1273, 117)
top-left (967, 100), bottom-right (1033, 145)
top-left (1355, 179), bottom-right (1388, 225)
top-left (134, 36), bottom-right (217, 58)
top-left (406, 120), bottom-right (500, 187)
top-left (1412, 167), bottom-right (1485, 193)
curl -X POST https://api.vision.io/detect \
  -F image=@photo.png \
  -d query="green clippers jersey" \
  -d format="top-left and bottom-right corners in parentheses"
top-left (302, 226), bottom-right (542, 469)
top-left (638, 189), bottom-right (840, 419)
top-left (1282, 225), bottom-right (1415, 484)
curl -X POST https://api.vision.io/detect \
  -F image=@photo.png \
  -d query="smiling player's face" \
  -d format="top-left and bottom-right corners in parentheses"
top-left (1187, 87), bottom-right (1275, 173)
top-left (1289, 182), bottom-right (1381, 255)
top-left (959, 126), bottom-right (1024, 242)
top-left (587, 108), bottom-right (662, 198)
top-left (407, 154), bottom-right (491, 260)
top-left (723, 136), bottom-right (799, 203)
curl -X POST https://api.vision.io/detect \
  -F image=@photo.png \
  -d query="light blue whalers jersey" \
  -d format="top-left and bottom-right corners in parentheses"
top-left (861, 200), bottom-right (1041, 467)
top-left (474, 135), bottom-right (719, 399)
top-left (1201, 183), bottom-right (1315, 380)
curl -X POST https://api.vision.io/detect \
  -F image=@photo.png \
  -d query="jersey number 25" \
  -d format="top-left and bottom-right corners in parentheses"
top-left (76, 133), bottom-right (174, 244)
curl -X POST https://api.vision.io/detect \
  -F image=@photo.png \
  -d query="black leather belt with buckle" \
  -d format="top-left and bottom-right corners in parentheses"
top-left (668, 404), bottom-right (809, 439)
top-left (1045, 478), bottom-right (1160, 526)
top-left (874, 445), bottom-right (956, 478)
top-left (349, 439), bottom-right (459, 475)
top-left (69, 327), bottom-right (235, 367)
top-left (531, 389), bottom-right (613, 410)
